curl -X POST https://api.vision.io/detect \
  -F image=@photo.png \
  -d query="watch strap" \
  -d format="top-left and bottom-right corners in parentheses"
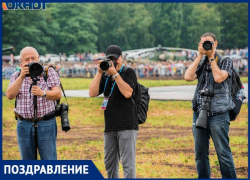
top-left (209, 58), bottom-right (215, 63)
top-left (42, 91), bottom-right (46, 98)
top-left (113, 73), bottom-right (120, 80)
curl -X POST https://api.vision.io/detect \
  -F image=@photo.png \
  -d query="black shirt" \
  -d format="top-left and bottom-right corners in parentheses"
top-left (99, 67), bottom-right (138, 132)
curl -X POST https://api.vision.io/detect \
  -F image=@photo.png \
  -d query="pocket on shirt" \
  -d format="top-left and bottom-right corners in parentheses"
top-left (210, 93), bottom-right (232, 113)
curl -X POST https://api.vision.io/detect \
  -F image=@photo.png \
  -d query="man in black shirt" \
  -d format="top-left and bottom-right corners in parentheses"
top-left (89, 45), bottom-right (138, 178)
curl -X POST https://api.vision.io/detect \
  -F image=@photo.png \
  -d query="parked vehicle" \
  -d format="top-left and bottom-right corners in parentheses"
top-left (45, 54), bottom-right (65, 63)
top-left (67, 55), bottom-right (80, 62)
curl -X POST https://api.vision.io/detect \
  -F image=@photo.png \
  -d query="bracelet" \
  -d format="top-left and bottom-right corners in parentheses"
top-left (113, 73), bottom-right (120, 80)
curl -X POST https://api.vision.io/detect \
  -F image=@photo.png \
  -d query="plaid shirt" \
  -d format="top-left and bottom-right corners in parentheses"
top-left (196, 57), bottom-right (233, 116)
top-left (9, 67), bottom-right (60, 119)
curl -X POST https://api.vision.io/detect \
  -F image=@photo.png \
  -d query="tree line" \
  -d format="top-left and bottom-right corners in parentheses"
top-left (2, 3), bottom-right (248, 55)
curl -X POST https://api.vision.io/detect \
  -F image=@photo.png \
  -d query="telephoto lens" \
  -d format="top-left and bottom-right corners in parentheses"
top-left (100, 60), bottom-right (112, 71)
top-left (195, 89), bottom-right (214, 129)
top-left (203, 41), bottom-right (213, 51)
top-left (60, 103), bottom-right (70, 132)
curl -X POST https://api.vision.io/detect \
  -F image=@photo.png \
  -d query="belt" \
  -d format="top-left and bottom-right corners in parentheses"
top-left (15, 111), bottom-right (56, 122)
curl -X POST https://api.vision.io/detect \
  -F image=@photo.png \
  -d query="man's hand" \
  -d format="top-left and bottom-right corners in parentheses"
top-left (31, 85), bottom-right (43, 97)
top-left (106, 61), bottom-right (118, 75)
top-left (204, 45), bottom-right (216, 60)
top-left (97, 60), bottom-right (104, 74)
top-left (20, 63), bottom-right (30, 79)
top-left (198, 42), bottom-right (206, 57)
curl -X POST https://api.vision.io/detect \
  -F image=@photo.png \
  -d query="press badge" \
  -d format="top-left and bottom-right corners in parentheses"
top-left (101, 98), bottom-right (109, 110)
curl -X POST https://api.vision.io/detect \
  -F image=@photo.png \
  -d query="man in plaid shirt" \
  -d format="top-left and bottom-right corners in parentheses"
top-left (6, 46), bottom-right (61, 160)
top-left (184, 33), bottom-right (237, 178)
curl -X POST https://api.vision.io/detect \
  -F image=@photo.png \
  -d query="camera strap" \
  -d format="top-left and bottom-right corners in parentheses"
top-left (103, 65), bottom-right (124, 97)
top-left (43, 66), bottom-right (68, 106)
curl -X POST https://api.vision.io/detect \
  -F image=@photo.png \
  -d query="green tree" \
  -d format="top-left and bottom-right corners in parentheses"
top-left (148, 3), bottom-right (183, 48)
top-left (186, 4), bottom-right (221, 50)
top-left (216, 3), bottom-right (248, 49)
top-left (49, 3), bottom-right (98, 54)
top-left (2, 10), bottom-right (53, 55)
top-left (180, 3), bottom-right (195, 48)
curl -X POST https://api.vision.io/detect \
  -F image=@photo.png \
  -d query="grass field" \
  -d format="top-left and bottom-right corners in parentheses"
top-left (2, 76), bottom-right (248, 93)
top-left (2, 96), bottom-right (248, 178)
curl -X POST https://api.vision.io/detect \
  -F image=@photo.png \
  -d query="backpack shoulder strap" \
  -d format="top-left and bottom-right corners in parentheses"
top-left (43, 65), bottom-right (55, 82)
top-left (218, 55), bottom-right (230, 68)
top-left (121, 66), bottom-right (138, 104)
top-left (120, 66), bottom-right (128, 78)
top-left (45, 66), bottom-right (69, 105)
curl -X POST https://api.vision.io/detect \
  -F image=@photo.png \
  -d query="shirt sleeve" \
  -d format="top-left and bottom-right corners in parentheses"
top-left (195, 57), bottom-right (206, 78)
top-left (220, 57), bottom-right (233, 77)
top-left (8, 71), bottom-right (20, 88)
top-left (46, 68), bottom-right (61, 88)
top-left (123, 68), bottom-right (137, 90)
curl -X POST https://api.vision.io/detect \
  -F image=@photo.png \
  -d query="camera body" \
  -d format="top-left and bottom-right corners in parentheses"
top-left (25, 62), bottom-right (43, 77)
top-left (100, 58), bottom-right (113, 71)
top-left (195, 89), bottom-right (214, 129)
top-left (203, 41), bottom-right (214, 51)
top-left (55, 103), bottom-right (70, 132)
top-left (200, 89), bottom-right (214, 97)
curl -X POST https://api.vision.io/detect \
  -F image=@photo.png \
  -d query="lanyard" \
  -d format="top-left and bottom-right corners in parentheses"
top-left (103, 65), bottom-right (124, 97)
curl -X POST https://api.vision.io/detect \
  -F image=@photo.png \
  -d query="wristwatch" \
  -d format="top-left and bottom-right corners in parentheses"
top-left (209, 58), bottom-right (215, 63)
top-left (42, 91), bottom-right (47, 99)
top-left (112, 73), bottom-right (120, 80)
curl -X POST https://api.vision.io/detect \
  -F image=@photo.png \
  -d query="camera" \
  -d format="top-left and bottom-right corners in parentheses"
top-left (195, 89), bottom-right (214, 129)
top-left (55, 103), bottom-right (70, 132)
top-left (203, 41), bottom-right (214, 51)
top-left (100, 58), bottom-right (113, 71)
top-left (25, 62), bottom-right (43, 77)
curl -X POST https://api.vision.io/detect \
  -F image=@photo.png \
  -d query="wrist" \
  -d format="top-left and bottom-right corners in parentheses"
top-left (19, 74), bottom-right (25, 80)
top-left (42, 90), bottom-right (47, 98)
top-left (113, 73), bottom-right (120, 80)
top-left (111, 70), bottom-right (118, 76)
top-left (97, 71), bottom-right (103, 75)
top-left (198, 53), bottom-right (203, 58)
top-left (208, 55), bottom-right (215, 60)
top-left (209, 58), bottom-right (215, 64)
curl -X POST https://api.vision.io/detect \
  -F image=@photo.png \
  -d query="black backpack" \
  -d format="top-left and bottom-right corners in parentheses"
top-left (219, 56), bottom-right (245, 121)
top-left (122, 66), bottom-right (150, 124)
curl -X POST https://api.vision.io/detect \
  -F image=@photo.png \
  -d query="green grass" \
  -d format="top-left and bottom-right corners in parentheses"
top-left (2, 96), bottom-right (248, 178)
top-left (3, 76), bottom-right (248, 93)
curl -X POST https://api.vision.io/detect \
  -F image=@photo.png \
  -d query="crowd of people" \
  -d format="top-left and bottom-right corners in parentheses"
top-left (3, 59), bottom-right (247, 80)
top-left (224, 48), bottom-right (248, 58)
top-left (52, 60), bottom-right (192, 78)
top-left (2, 48), bottom-right (248, 79)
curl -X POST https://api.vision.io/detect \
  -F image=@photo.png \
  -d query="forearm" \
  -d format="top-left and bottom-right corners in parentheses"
top-left (6, 76), bottom-right (24, 100)
top-left (184, 55), bottom-right (203, 81)
top-left (44, 89), bottom-right (61, 100)
top-left (89, 72), bottom-right (102, 97)
top-left (115, 75), bottom-right (133, 98)
top-left (210, 61), bottom-right (228, 83)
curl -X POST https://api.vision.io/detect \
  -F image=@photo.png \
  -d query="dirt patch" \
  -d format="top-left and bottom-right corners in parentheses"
top-left (3, 124), bottom-right (248, 178)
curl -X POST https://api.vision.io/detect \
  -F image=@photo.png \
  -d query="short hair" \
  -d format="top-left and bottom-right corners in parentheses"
top-left (200, 32), bottom-right (217, 41)
top-left (20, 46), bottom-right (39, 59)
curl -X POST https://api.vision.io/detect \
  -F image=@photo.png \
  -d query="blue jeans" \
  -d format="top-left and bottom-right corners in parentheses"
top-left (192, 111), bottom-right (237, 178)
top-left (17, 117), bottom-right (57, 160)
